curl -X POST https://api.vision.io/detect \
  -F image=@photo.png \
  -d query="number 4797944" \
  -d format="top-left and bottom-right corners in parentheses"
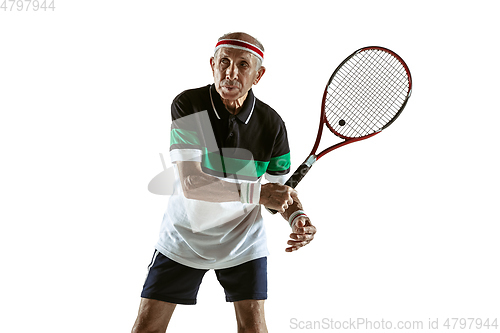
top-left (1, 0), bottom-right (55, 11)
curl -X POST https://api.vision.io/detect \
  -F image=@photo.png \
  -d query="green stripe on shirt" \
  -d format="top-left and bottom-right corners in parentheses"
top-left (170, 128), bottom-right (201, 146)
top-left (170, 130), bottom-right (290, 178)
top-left (202, 149), bottom-right (269, 178)
top-left (170, 147), bottom-right (290, 178)
top-left (267, 152), bottom-right (291, 172)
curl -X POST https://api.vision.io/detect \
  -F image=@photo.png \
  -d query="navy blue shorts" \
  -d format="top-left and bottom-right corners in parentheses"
top-left (140, 250), bottom-right (267, 305)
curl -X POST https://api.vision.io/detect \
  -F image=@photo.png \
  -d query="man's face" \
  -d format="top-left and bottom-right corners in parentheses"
top-left (210, 47), bottom-right (265, 102)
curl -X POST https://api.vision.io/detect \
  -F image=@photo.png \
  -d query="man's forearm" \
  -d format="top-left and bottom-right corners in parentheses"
top-left (181, 172), bottom-right (242, 202)
top-left (177, 161), bottom-right (241, 202)
top-left (177, 161), bottom-right (294, 210)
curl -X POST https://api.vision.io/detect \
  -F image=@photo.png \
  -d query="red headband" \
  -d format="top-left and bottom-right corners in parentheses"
top-left (214, 39), bottom-right (264, 62)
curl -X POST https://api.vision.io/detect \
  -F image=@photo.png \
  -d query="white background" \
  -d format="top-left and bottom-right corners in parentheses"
top-left (1, 1), bottom-right (499, 332)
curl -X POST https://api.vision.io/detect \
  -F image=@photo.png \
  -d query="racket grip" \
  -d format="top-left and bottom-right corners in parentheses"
top-left (283, 162), bottom-right (312, 189)
top-left (266, 157), bottom-right (315, 215)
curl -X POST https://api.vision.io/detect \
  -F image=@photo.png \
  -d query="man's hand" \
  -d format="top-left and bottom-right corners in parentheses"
top-left (259, 183), bottom-right (296, 213)
top-left (286, 216), bottom-right (317, 252)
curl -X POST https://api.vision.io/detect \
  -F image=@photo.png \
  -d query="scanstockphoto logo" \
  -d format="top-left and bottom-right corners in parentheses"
top-left (289, 317), bottom-right (425, 330)
top-left (289, 317), bottom-right (500, 331)
top-left (147, 111), bottom-right (262, 233)
top-left (147, 151), bottom-right (254, 233)
top-left (148, 110), bottom-right (251, 196)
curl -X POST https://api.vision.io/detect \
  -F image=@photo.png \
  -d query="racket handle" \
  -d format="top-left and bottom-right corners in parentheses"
top-left (266, 155), bottom-right (316, 215)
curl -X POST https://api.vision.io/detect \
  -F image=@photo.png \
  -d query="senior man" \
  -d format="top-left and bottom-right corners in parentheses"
top-left (132, 32), bottom-right (317, 333)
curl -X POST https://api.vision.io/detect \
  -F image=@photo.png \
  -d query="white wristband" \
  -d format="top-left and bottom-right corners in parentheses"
top-left (288, 210), bottom-right (307, 228)
top-left (240, 182), bottom-right (261, 205)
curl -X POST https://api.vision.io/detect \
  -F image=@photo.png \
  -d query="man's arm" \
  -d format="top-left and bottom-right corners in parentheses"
top-left (176, 161), bottom-right (296, 212)
top-left (177, 160), bottom-right (316, 251)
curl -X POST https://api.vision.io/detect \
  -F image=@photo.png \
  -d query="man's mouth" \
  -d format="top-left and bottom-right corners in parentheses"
top-left (221, 80), bottom-right (241, 90)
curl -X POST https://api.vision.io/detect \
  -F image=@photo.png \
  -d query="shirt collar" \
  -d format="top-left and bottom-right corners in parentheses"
top-left (209, 84), bottom-right (255, 125)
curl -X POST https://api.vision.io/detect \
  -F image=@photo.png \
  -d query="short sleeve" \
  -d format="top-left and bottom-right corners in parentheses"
top-left (265, 120), bottom-right (291, 184)
top-left (169, 93), bottom-right (203, 163)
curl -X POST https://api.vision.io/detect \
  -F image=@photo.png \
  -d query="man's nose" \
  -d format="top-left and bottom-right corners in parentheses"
top-left (225, 63), bottom-right (238, 80)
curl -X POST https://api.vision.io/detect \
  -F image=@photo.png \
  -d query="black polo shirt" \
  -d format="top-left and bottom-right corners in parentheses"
top-left (170, 84), bottom-right (291, 181)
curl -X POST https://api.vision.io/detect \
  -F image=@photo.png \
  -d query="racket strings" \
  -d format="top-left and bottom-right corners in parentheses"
top-left (338, 53), bottom-right (406, 134)
top-left (324, 49), bottom-right (410, 138)
top-left (327, 53), bottom-right (408, 137)
top-left (346, 51), bottom-right (408, 116)
top-left (329, 54), bottom-right (405, 136)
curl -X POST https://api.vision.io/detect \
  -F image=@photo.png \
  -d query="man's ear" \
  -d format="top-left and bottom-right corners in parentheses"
top-left (253, 66), bottom-right (266, 85)
top-left (210, 57), bottom-right (215, 74)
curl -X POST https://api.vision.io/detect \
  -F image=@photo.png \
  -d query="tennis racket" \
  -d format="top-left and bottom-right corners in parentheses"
top-left (269, 46), bottom-right (412, 214)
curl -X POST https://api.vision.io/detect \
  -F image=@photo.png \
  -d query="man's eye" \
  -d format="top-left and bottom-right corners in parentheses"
top-left (221, 58), bottom-right (229, 65)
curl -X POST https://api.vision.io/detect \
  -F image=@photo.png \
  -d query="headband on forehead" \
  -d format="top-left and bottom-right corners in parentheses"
top-left (214, 39), bottom-right (264, 62)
